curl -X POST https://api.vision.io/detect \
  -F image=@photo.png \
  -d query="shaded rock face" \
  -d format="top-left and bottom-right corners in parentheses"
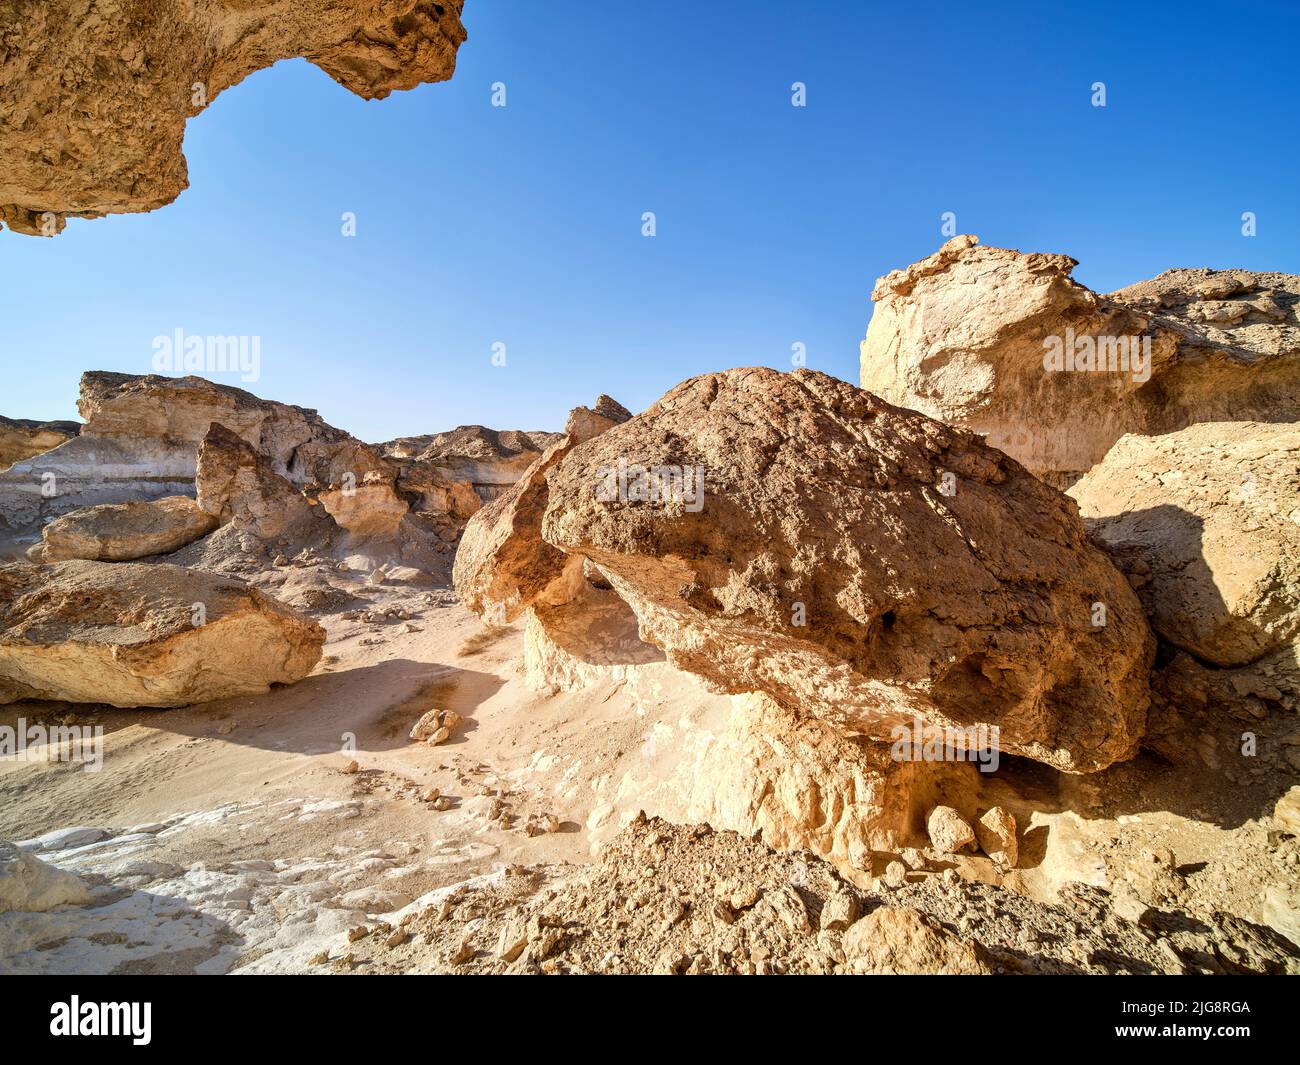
top-left (0, 560), bottom-right (324, 707)
top-left (542, 368), bottom-right (1153, 773)
top-left (0, 372), bottom-right (395, 532)
top-left (0, 0), bottom-right (467, 234)
top-left (1070, 422), bottom-right (1300, 668)
top-left (860, 235), bottom-right (1300, 487)
top-left (31, 496), bottom-right (217, 562)
top-left (453, 397), bottom-right (633, 624)
top-left (195, 424), bottom-right (317, 540)
top-left (0, 415), bottom-right (79, 470)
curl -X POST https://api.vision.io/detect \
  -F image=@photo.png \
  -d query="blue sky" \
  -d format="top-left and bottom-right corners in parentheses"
top-left (3, 0), bottom-right (1298, 442)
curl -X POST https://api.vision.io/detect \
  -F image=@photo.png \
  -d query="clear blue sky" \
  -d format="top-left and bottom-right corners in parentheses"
top-left (3, 0), bottom-right (1298, 442)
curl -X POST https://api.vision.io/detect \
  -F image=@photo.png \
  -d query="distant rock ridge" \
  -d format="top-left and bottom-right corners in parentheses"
top-left (0, 415), bottom-right (80, 471)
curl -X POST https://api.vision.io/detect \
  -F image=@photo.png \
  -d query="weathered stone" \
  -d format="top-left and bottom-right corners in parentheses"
top-left (927, 806), bottom-right (976, 855)
top-left (974, 806), bottom-right (1018, 868)
top-left (382, 424), bottom-right (564, 503)
top-left (32, 496), bottom-right (217, 562)
top-left (196, 423), bottom-right (317, 540)
top-left (542, 368), bottom-right (1153, 773)
top-left (861, 235), bottom-right (1300, 486)
top-left (453, 397), bottom-right (632, 624)
top-left (0, 1), bottom-right (467, 233)
top-left (842, 907), bottom-right (991, 974)
top-left (318, 477), bottom-right (409, 539)
top-left (0, 560), bottom-right (324, 707)
top-left (0, 841), bottom-right (92, 913)
top-left (1070, 422), bottom-right (1300, 667)
top-left (0, 415), bottom-right (79, 470)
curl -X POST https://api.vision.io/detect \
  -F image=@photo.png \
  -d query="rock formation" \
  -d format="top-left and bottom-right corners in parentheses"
top-left (30, 496), bottom-right (218, 562)
top-left (196, 423), bottom-right (318, 540)
top-left (0, 415), bottom-right (79, 470)
top-left (541, 368), bottom-right (1153, 773)
top-left (1070, 421), bottom-right (1300, 668)
top-left (860, 235), bottom-right (1300, 486)
top-left (0, 560), bottom-right (324, 707)
top-left (454, 396), bottom-right (632, 623)
top-left (383, 425), bottom-right (565, 503)
top-left (0, 0), bottom-right (467, 234)
top-left (0, 372), bottom-right (370, 529)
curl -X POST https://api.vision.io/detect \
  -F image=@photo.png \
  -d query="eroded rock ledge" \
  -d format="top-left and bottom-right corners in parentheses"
top-left (0, 0), bottom-right (467, 234)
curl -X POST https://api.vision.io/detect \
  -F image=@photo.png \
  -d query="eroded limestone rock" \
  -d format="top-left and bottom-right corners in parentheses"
top-left (453, 396), bottom-right (632, 623)
top-left (0, 560), bottom-right (324, 706)
top-left (196, 423), bottom-right (317, 540)
top-left (0, 1), bottom-right (467, 233)
top-left (543, 368), bottom-right (1153, 773)
top-left (1070, 421), bottom-right (1300, 668)
top-left (31, 496), bottom-right (217, 562)
top-left (0, 415), bottom-right (79, 470)
top-left (861, 236), bottom-right (1300, 486)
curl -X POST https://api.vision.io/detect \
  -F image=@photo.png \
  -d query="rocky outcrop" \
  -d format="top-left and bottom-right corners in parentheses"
top-left (0, 372), bottom-right (398, 532)
top-left (542, 369), bottom-right (1153, 773)
top-left (0, 560), bottom-right (324, 707)
top-left (860, 235), bottom-right (1300, 486)
top-left (383, 425), bottom-right (565, 503)
top-left (195, 423), bottom-right (318, 541)
top-left (1070, 422), bottom-right (1300, 668)
top-left (30, 496), bottom-right (217, 562)
top-left (0, 1), bottom-right (467, 234)
top-left (454, 396), bottom-right (632, 623)
top-left (0, 415), bottom-right (79, 470)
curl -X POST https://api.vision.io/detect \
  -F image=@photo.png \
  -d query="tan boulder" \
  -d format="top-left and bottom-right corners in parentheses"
top-left (1070, 422), bottom-right (1300, 667)
top-left (196, 423), bottom-right (316, 540)
top-left (542, 368), bottom-right (1153, 773)
top-left (927, 805), bottom-right (976, 854)
top-left (318, 477), bottom-right (409, 539)
top-left (0, 841), bottom-right (93, 913)
top-left (0, 1), bottom-right (466, 233)
top-left (32, 496), bottom-right (217, 562)
top-left (861, 235), bottom-right (1300, 486)
top-left (975, 806), bottom-right (1019, 868)
top-left (842, 907), bottom-right (991, 974)
top-left (0, 560), bottom-right (324, 707)
top-left (453, 396), bottom-right (632, 623)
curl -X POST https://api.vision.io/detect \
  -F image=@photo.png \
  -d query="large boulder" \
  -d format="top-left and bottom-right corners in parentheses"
top-left (195, 423), bottom-right (318, 540)
top-left (860, 235), bottom-right (1300, 486)
top-left (0, 415), bottom-right (79, 470)
top-left (30, 496), bottom-right (217, 562)
top-left (0, 560), bottom-right (324, 707)
top-left (1070, 422), bottom-right (1300, 667)
top-left (454, 396), bottom-right (632, 622)
top-left (0, 0), bottom-right (467, 234)
top-left (541, 368), bottom-right (1153, 773)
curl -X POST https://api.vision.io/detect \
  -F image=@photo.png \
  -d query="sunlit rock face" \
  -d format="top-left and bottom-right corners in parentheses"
top-left (861, 235), bottom-right (1300, 488)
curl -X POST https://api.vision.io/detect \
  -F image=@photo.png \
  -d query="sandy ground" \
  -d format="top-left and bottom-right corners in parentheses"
top-left (2, 555), bottom-right (1298, 974)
